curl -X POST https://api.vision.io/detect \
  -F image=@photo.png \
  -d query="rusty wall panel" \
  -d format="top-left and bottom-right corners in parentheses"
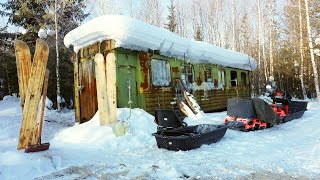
top-left (79, 59), bottom-right (98, 123)
top-left (139, 52), bottom-right (151, 92)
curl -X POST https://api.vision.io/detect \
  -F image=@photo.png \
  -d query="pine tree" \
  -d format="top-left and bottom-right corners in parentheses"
top-left (1, 0), bottom-right (88, 108)
top-left (0, 27), bottom-right (17, 97)
top-left (165, 0), bottom-right (177, 32)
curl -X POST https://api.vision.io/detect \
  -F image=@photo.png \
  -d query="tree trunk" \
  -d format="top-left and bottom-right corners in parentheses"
top-left (257, 0), bottom-right (261, 94)
top-left (299, 0), bottom-right (307, 99)
top-left (304, 0), bottom-right (320, 99)
top-left (231, 0), bottom-right (235, 50)
top-left (55, 0), bottom-right (61, 111)
top-left (5, 63), bottom-right (11, 95)
top-left (268, 0), bottom-right (274, 78)
top-left (262, 8), bottom-right (268, 82)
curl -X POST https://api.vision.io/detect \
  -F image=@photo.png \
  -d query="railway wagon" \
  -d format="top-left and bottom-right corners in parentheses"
top-left (64, 15), bottom-right (257, 123)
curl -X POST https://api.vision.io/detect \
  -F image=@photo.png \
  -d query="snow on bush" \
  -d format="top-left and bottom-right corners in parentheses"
top-left (38, 28), bottom-right (47, 39)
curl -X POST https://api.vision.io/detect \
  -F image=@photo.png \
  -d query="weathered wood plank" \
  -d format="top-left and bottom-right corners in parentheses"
top-left (106, 53), bottom-right (117, 124)
top-left (14, 40), bottom-right (31, 110)
top-left (73, 53), bottom-right (81, 122)
top-left (37, 70), bottom-right (49, 143)
top-left (95, 53), bottom-right (109, 125)
top-left (18, 39), bottom-right (49, 150)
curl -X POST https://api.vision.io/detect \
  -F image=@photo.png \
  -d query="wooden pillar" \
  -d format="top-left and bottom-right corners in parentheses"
top-left (106, 52), bottom-right (117, 124)
top-left (95, 53), bottom-right (109, 125)
top-left (73, 53), bottom-right (81, 122)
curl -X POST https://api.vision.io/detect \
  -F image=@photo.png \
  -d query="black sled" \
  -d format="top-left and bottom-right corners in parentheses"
top-left (152, 109), bottom-right (227, 151)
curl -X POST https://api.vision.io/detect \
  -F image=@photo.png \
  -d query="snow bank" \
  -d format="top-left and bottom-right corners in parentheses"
top-left (51, 108), bottom-right (157, 150)
top-left (64, 15), bottom-right (257, 71)
top-left (1, 97), bottom-right (320, 179)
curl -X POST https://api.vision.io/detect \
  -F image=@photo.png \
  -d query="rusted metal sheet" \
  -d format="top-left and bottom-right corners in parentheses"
top-left (139, 52), bottom-right (150, 92)
top-left (79, 59), bottom-right (98, 123)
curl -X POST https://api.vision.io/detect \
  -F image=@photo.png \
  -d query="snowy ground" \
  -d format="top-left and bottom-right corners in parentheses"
top-left (0, 96), bottom-right (319, 180)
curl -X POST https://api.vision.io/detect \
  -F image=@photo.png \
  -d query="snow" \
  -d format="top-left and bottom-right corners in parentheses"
top-left (64, 15), bottom-right (257, 71)
top-left (46, 29), bottom-right (55, 36)
top-left (38, 29), bottom-right (47, 39)
top-left (1, 96), bottom-right (320, 179)
top-left (315, 36), bottom-right (320, 45)
top-left (21, 29), bottom-right (28, 35)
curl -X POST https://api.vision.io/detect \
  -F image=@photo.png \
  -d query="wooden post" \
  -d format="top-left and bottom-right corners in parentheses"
top-left (94, 53), bottom-right (109, 125)
top-left (73, 53), bottom-right (81, 122)
top-left (17, 39), bottom-right (49, 150)
top-left (106, 53), bottom-right (117, 124)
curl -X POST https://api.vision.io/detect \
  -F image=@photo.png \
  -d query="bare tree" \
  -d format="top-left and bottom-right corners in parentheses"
top-left (54, 0), bottom-right (61, 111)
top-left (299, 0), bottom-right (307, 99)
top-left (89, 0), bottom-right (126, 17)
top-left (304, 0), bottom-right (320, 99)
top-left (136, 0), bottom-right (163, 27)
top-left (268, 0), bottom-right (274, 78)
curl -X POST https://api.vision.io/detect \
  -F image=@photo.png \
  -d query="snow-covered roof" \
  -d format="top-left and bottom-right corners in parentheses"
top-left (64, 15), bottom-right (257, 71)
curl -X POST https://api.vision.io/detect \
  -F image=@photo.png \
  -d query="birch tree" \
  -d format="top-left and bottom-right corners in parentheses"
top-left (299, 0), bottom-right (307, 99)
top-left (268, 0), bottom-right (274, 78)
top-left (304, 0), bottom-right (320, 99)
top-left (137, 0), bottom-right (163, 27)
top-left (257, 0), bottom-right (262, 94)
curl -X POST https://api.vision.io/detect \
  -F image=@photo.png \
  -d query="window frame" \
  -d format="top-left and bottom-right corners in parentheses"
top-left (230, 70), bottom-right (237, 87)
top-left (218, 69), bottom-right (226, 88)
top-left (150, 58), bottom-right (171, 87)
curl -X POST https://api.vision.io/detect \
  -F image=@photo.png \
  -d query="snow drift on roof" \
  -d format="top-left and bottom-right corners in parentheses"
top-left (64, 15), bottom-right (257, 71)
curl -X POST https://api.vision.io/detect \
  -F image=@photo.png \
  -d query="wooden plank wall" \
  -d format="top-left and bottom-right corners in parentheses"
top-left (195, 88), bottom-right (250, 112)
top-left (79, 59), bottom-right (98, 123)
top-left (144, 89), bottom-right (175, 114)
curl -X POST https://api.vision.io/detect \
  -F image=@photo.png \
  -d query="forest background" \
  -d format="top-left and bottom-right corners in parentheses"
top-left (0, 0), bottom-right (319, 109)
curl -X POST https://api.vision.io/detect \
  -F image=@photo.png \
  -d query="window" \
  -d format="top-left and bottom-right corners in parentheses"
top-left (231, 71), bottom-right (237, 87)
top-left (205, 68), bottom-right (212, 82)
top-left (181, 64), bottom-right (194, 87)
top-left (218, 70), bottom-right (226, 89)
top-left (151, 59), bottom-right (171, 86)
top-left (241, 72), bottom-right (247, 86)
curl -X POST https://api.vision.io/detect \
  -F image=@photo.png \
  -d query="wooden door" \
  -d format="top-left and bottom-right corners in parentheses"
top-left (79, 59), bottom-right (98, 123)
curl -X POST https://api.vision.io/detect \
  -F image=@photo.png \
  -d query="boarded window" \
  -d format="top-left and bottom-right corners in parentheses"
top-left (231, 71), bottom-right (237, 87)
top-left (241, 72), bottom-right (247, 86)
top-left (151, 59), bottom-right (171, 86)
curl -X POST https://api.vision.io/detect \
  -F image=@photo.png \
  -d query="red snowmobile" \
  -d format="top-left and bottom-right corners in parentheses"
top-left (224, 92), bottom-right (308, 131)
